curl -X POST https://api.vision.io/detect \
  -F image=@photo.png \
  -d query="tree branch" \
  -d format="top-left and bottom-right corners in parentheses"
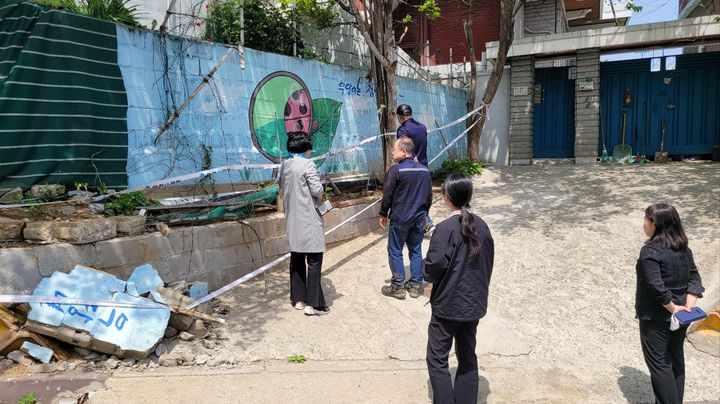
top-left (345, 0), bottom-right (393, 69)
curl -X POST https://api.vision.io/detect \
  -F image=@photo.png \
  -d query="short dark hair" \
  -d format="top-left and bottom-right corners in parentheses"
top-left (645, 203), bottom-right (689, 251)
top-left (286, 131), bottom-right (312, 154)
top-left (396, 104), bottom-right (412, 116)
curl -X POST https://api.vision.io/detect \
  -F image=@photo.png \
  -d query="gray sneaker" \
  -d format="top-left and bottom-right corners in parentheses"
top-left (381, 284), bottom-right (406, 300)
top-left (406, 283), bottom-right (422, 298)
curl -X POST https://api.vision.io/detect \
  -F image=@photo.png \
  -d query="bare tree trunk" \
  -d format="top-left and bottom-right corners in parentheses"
top-left (464, 0), bottom-right (520, 162)
top-left (464, 0), bottom-right (481, 161)
top-left (382, 2), bottom-right (398, 173)
top-left (344, 0), bottom-right (399, 174)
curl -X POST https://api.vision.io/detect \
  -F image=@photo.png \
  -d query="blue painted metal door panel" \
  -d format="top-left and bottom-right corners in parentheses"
top-left (533, 67), bottom-right (575, 158)
top-left (600, 52), bottom-right (720, 156)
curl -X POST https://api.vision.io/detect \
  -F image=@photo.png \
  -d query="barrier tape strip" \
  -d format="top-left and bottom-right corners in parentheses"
top-left (93, 103), bottom-right (487, 199)
top-left (0, 295), bottom-right (168, 309)
top-left (0, 105), bottom-right (485, 207)
top-left (0, 105), bottom-right (486, 309)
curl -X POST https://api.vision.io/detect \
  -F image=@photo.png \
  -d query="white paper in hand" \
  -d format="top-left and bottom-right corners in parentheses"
top-left (670, 314), bottom-right (680, 331)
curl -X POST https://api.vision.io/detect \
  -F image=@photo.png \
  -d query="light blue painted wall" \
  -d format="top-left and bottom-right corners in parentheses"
top-left (116, 26), bottom-right (468, 188)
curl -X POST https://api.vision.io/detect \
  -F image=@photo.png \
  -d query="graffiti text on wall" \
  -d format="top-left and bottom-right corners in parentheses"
top-left (337, 77), bottom-right (375, 98)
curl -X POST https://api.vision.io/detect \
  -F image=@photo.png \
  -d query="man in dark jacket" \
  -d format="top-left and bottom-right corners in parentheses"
top-left (378, 137), bottom-right (432, 299)
top-left (396, 104), bottom-right (428, 166)
top-left (396, 103), bottom-right (434, 231)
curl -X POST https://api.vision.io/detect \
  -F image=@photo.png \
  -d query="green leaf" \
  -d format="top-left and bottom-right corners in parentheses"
top-left (309, 98), bottom-right (343, 166)
top-left (418, 0), bottom-right (441, 20)
top-left (402, 14), bottom-right (413, 24)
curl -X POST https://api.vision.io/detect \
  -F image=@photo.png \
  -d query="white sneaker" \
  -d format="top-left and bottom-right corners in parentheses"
top-left (294, 302), bottom-right (305, 310)
top-left (304, 306), bottom-right (330, 316)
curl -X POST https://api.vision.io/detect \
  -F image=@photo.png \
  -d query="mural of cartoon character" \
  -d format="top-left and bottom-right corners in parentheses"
top-left (249, 71), bottom-right (341, 165)
top-left (284, 89), bottom-right (315, 134)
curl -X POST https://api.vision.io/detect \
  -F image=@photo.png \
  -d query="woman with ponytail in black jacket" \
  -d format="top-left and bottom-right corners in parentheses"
top-left (423, 173), bottom-right (494, 404)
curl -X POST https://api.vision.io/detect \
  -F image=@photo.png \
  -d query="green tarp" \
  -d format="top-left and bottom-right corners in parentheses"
top-left (0, 0), bottom-right (128, 191)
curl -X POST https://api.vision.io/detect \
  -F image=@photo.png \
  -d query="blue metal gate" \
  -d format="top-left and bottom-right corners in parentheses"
top-left (600, 52), bottom-right (720, 156)
top-left (533, 67), bottom-right (576, 158)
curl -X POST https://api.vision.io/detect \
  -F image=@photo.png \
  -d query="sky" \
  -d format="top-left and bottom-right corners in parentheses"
top-left (626, 0), bottom-right (679, 25)
top-left (601, 0), bottom-right (683, 61)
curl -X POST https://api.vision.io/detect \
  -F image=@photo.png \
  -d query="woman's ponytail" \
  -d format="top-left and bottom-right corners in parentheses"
top-left (460, 206), bottom-right (481, 261)
top-left (442, 174), bottom-right (481, 262)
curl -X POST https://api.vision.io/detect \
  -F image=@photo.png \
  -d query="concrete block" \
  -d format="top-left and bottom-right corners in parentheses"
top-left (23, 221), bottom-right (54, 243)
top-left (263, 236), bottom-right (289, 258)
top-left (95, 234), bottom-right (173, 269)
top-left (165, 226), bottom-right (194, 254)
top-left (0, 217), bottom-right (24, 241)
top-left (26, 219), bottom-right (117, 244)
top-left (163, 250), bottom-right (205, 285)
top-left (21, 341), bottom-right (53, 364)
top-left (113, 216), bottom-right (146, 236)
top-left (127, 264), bottom-right (164, 295)
top-left (34, 244), bottom-right (96, 277)
top-left (57, 218), bottom-right (116, 243)
top-left (191, 222), bottom-right (244, 250)
top-left (188, 282), bottom-right (208, 298)
top-left (7, 350), bottom-right (33, 366)
top-left (0, 248), bottom-right (41, 294)
top-left (30, 184), bottom-right (65, 198)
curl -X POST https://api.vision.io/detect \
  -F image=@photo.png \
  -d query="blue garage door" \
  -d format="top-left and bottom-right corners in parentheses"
top-left (533, 67), bottom-right (575, 158)
top-left (600, 52), bottom-right (720, 156)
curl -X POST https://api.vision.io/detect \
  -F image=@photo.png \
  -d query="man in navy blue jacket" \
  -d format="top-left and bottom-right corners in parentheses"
top-left (378, 137), bottom-right (432, 299)
top-left (396, 104), bottom-right (428, 166)
top-left (397, 103), bottom-right (434, 231)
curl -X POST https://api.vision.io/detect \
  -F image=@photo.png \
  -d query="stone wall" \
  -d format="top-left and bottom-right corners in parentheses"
top-left (508, 56), bottom-right (535, 165)
top-left (0, 199), bottom-right (380, 294)
top-left (574, 48), bottom-right (600, 164)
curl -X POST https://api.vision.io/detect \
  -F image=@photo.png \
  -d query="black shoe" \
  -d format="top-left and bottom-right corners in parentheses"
top-left (406, 283), bottom-right (422, 298)
top-left (381, 284), bottom-right (406, 299)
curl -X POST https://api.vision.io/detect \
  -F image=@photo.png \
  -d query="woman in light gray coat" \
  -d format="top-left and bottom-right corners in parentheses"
top-left (278, 132), bottom-right (329, 316)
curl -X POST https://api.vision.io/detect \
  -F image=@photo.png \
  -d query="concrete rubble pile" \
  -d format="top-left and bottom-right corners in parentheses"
top-left (0, 264), bottom-right (215, 372)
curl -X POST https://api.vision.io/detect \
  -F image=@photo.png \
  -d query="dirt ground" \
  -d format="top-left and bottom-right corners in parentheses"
top-left (213, 162), bottom-right (720, 403)
top-left (4, 162), bottom-right (719, 403)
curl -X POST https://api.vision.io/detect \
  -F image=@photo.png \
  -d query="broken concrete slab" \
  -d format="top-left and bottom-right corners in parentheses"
top-left (0, 217), bottom-right (24, 241)
top-left (24, 219), bottom-right (117, 244)
top-left (26, 265), bottom-right (171, 358)
top-left (7, 350), bottom-right (33, 366)
top-left (21, 341), bottom-right (53, 364)
top-left (188, 282), bottom-right (208, 298)
top-left (155, 286), bottom-right (196, 331)
top-left (127, 264), bottom-right (164, 296)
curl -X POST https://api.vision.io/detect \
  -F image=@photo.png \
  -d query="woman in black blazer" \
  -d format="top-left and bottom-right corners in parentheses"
top-left (636, 203), bottom-right (704, 404)
top-left (423, 174), bottom-right (494, 404)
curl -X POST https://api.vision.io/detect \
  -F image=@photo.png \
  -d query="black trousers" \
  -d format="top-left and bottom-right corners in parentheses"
top-left (427, 315), bottom-right (480, 404)
top-left (289, 252), bottom-right (326, 309)
top-left (639, 320), bottom-right (689, 404)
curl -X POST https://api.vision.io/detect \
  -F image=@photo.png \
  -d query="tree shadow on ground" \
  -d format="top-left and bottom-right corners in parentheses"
top-left (473, 163), bottom-right (719, 238)
top-left (223, 231), bottom-right (387, 351)
top-left (617, 366), bottom-right (653, 404)
top-left (425, 368), bottom-right (491, 404)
